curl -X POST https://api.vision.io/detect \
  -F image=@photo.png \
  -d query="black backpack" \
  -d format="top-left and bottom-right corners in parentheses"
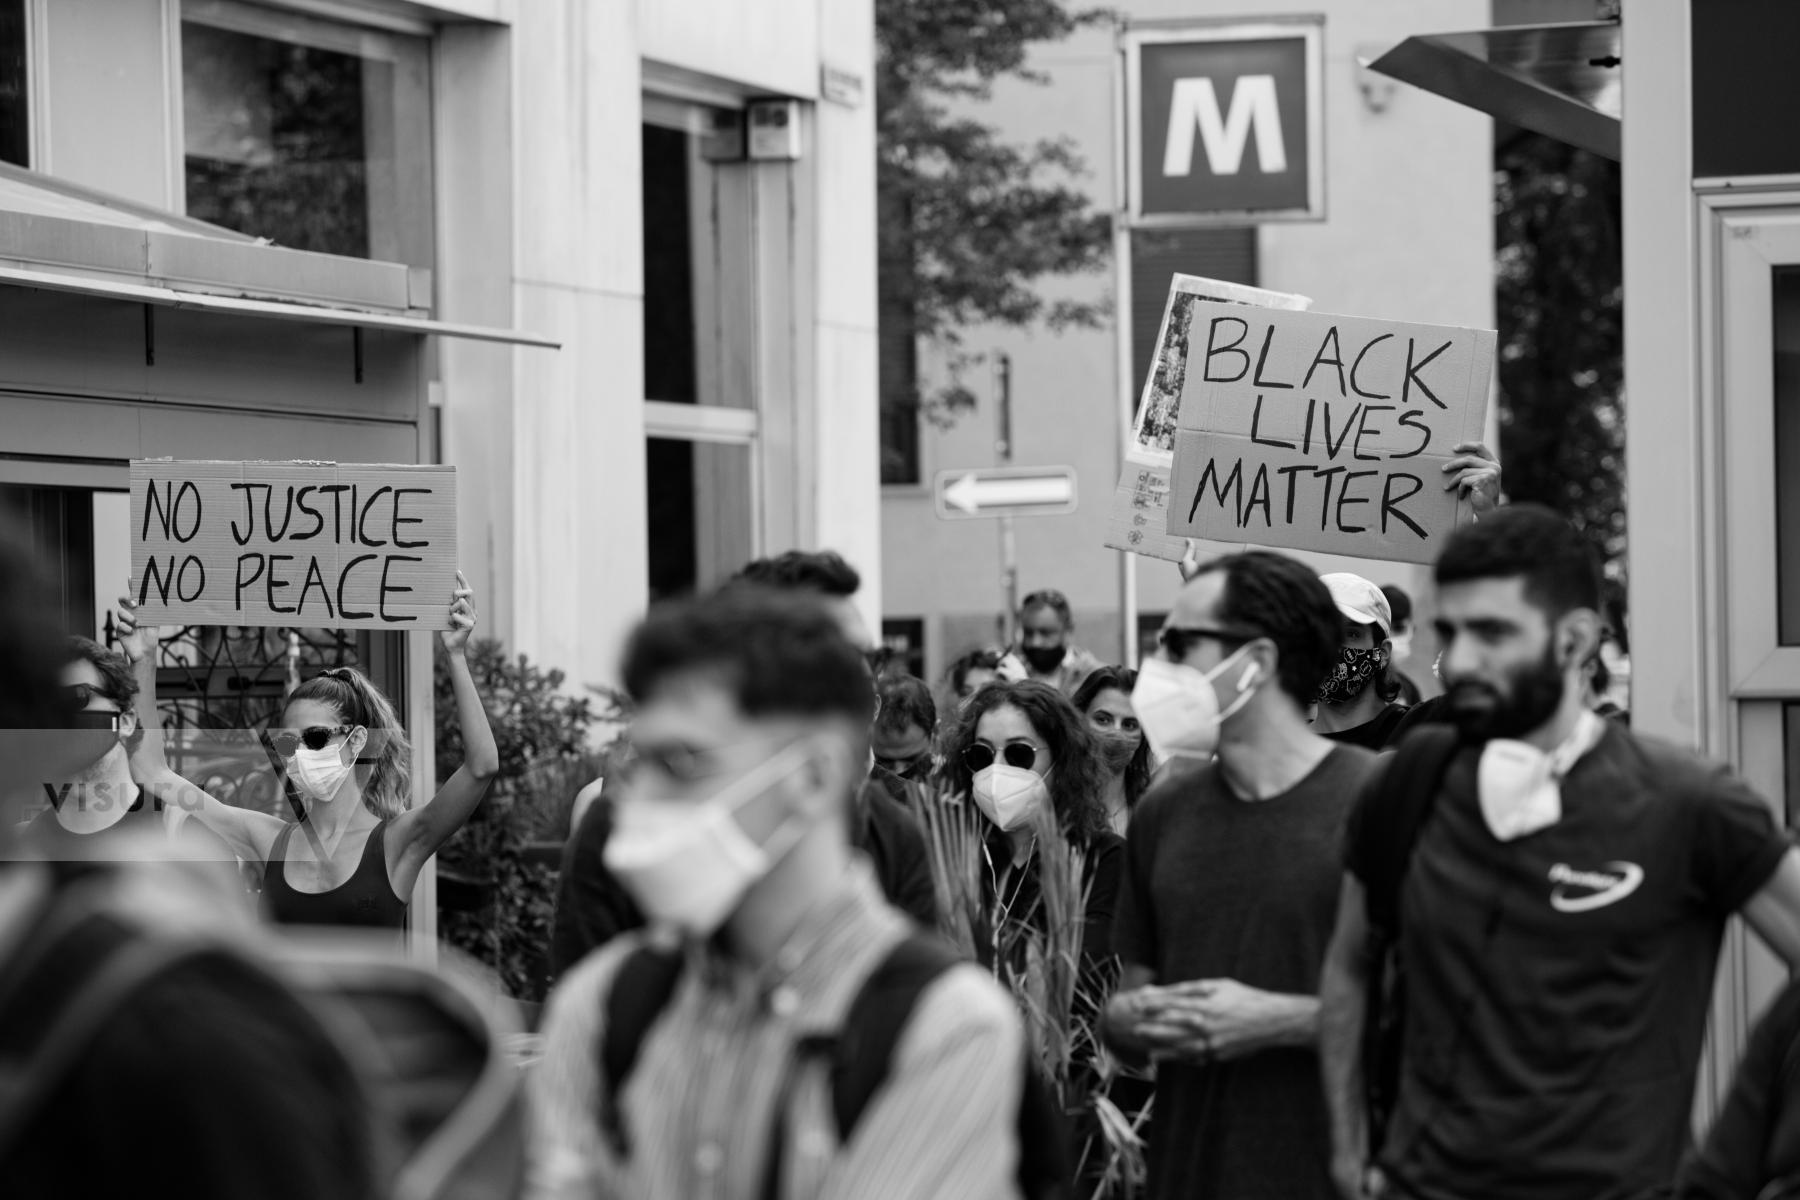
top-left (1355, 725), bottom-right (1461, 1156)
top-left (0, 864), bottom-right (526, 1200)
top-left (599, 930), bottom-right (1071, 1199)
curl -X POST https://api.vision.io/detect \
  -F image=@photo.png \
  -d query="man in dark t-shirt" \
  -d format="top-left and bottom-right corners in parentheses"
top-left (1320, 507), bottom-right (1800, 1200)
top-left (1107, 550), bottom-right (1378, 1200)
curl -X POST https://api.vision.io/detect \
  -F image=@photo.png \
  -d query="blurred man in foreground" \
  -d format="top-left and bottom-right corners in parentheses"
top-left (530, 586), bottom-right (1023, 1199)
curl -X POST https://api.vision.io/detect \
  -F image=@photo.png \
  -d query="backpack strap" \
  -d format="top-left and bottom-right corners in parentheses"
top-left (597, 944), bottom-right (686, 1158)
top-left (754, 933), bottom-right (962, 1200)
top-left (815, 932), bottom-right (1070, 1200)
top-left (1360, 725), bottom-right (1461, 934)
top-left (828, 932), bottom-right (962, 1135)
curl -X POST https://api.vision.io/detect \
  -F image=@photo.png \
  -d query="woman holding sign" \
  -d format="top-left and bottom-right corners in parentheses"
top-left (117, 574), bottom-right (499, 930)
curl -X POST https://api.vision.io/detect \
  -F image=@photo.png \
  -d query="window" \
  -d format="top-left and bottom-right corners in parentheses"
top-left (1131, 228), bottom-right (1256, 409)
top-left (880, 618), bottom-right (926, 679)
top-left (879, 219), bottom-right (921, 486)
top-left (181, 1), bottom-right (433, 266)
top-left (642, 103), bottom-right (754, 410)
top-left (0, 0), bottom-right (25, 168)
top-left (1776, 265), bottom-right (1800, 644)
top-left (646, 438), bottom-right (756, 602)
top-left (1137, 611), bottom-right (1168, 664)
top-left (642, 97), bottom-right (762, 597)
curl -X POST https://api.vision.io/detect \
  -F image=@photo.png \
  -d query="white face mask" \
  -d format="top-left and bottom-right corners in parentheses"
top-left (1390, 630), bottom-right (1414, 664)
top-left (292, 742), bottom-right (355, 803)
top-left (1130, 648), bottom-right (1261, 762)
top-left (971, 764), bottom-right (1048, 832)
top-left (604, 743), bottom-right (810, 938)
top-left (1477, 710), bottom-right (1605, 842)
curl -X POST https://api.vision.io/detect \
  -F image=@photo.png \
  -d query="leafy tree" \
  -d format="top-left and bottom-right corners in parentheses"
top-left (1493, 131), bottom-right (1625, 585)
top-left (878, 0), bottom-right (1114, 477)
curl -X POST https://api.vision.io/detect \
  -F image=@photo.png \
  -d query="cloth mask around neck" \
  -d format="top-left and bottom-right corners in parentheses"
top-left (292, 742), bottom-right (355, 802)
top-left (1130, 647), bottom-right (1261, 762)
top-left (604, 741), bottom-right (814, 937)
top-left (971, 763), bottom-right (1049, 832)
top-left (1476, 709), bottom-right (1606, 841)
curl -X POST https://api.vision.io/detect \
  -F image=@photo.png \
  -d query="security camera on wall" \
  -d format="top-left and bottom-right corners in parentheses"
top-left (747, 99), bottom-right (802, 161)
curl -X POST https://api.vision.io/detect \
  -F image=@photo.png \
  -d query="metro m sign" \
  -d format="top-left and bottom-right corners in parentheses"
top-left (1126, 20), bottom-right (1324, 225)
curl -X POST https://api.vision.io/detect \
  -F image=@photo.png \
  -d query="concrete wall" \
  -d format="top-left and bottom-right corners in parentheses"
top-left (880, 0), bottom-right (1493, 681)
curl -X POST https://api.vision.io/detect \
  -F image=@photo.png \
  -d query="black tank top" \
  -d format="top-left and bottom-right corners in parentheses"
top-left (262, 818), bottom-right (408, 929)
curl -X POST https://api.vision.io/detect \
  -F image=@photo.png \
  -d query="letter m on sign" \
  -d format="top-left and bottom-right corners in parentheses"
top-left (1163, 77), bottom-right (1286, 177)
top-left (1132, 27), bottom-right (1320, 221)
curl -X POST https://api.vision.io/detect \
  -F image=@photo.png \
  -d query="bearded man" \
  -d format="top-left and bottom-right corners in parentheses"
top-left (1318, 505), bottom-right (1800, 1200)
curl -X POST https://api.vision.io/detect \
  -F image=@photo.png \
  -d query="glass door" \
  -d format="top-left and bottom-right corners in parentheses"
top-left (1698, 194), bottom-right (1800, 1112)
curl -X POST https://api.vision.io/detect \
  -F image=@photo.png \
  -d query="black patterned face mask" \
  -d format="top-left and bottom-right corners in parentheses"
top-left (1316, 646), bottom-right (1389, 706)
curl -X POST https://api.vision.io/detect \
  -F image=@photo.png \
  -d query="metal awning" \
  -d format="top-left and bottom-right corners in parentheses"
top-left (0, 161), bottom-right (559, 348)
top-left (1367, 21), bottom-right (1621, 161)
top-left (0, 262), bottom-right (561, 347)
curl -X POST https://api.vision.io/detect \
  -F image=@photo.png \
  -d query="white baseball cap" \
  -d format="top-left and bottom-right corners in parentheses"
top-left (1320, 573), bottom-right (1392, 634)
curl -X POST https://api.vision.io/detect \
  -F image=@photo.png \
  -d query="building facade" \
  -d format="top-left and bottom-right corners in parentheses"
top-left (0, 0), bottom-right (881, 940)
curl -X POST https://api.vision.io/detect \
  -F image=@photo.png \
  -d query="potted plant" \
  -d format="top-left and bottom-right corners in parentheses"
top-left (433, 639), bottom-right (623, 1007)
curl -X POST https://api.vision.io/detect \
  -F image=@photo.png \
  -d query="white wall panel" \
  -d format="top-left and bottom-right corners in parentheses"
top-left (638, 0), bottom-right (818, 99)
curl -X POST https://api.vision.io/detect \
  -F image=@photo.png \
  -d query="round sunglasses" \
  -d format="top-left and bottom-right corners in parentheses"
top-left (961, 740), bottom-right (1042, 774)
top-left (269, 725), bottom-right (353, 758)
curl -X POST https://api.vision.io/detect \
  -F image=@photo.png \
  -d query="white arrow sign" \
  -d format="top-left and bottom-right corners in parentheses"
top-left (933, 466), bottom-right (1079, 520)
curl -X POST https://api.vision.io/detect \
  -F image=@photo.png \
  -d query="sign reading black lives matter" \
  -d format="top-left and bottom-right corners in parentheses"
top-left (1164, 303), bottom-right (1493, 564)
top-left (130, 460), bottom-right (458, 629)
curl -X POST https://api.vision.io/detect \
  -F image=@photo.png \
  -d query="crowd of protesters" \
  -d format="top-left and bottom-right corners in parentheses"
top-left (8, 434), bottom-right (1800, 1200)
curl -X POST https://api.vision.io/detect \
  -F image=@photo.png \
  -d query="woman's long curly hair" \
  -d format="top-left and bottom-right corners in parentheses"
top-left (938, 679), bottom-right (1111, 843)
top-left (283, 666), bottom-right (412, 819)
top-left (1070, 666), bottom-right (1152, 812)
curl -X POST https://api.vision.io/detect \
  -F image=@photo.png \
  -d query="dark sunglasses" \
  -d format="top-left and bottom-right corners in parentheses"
top-left (875, 752), bottom-right (931, 777)
top-left (269, 725), bottom-right (353, 758)
top-left (1157, 624), bottom-right (1257, 660)
top-left (961, 741), bottom-right (1040, 773)
top-left (63, 682), bottom-right (121, 710)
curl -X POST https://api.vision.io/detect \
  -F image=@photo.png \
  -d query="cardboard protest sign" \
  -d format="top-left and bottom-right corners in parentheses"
top-left (1105, 274), bottom-right (1312, 562)
top-left (1164, 303), bottom-right (1494, 564)
top-left (130, 460), bottom-right (458, 629)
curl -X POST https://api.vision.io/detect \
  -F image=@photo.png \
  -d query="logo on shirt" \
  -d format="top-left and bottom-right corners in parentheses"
top-left (1547, 861), bottom-right (1644, 913)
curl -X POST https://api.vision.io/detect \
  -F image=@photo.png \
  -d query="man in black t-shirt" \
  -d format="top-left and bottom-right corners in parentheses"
top-left (1320, 506), bottom-right (1800, 1200)
top-left (1106, 551), bottom-right (1380, 1200)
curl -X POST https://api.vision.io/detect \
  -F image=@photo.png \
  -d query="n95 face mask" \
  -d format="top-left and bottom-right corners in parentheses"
top-left (971, 764), bottom-right (1049, 831)
top-left (604, 744), bottom-right (809, 938)
top-left (1130, 649), bottom-right (1260, 762)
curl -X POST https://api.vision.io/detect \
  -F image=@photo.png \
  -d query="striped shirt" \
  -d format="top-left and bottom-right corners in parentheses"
top-left (527, 860), bottom-right (1023, 1200)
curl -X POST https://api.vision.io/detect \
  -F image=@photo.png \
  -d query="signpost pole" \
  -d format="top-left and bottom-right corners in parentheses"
top-left (1113, 30), bottom-right (1139, 668)
top-left (995, 352), bottom-right (1018, 646)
